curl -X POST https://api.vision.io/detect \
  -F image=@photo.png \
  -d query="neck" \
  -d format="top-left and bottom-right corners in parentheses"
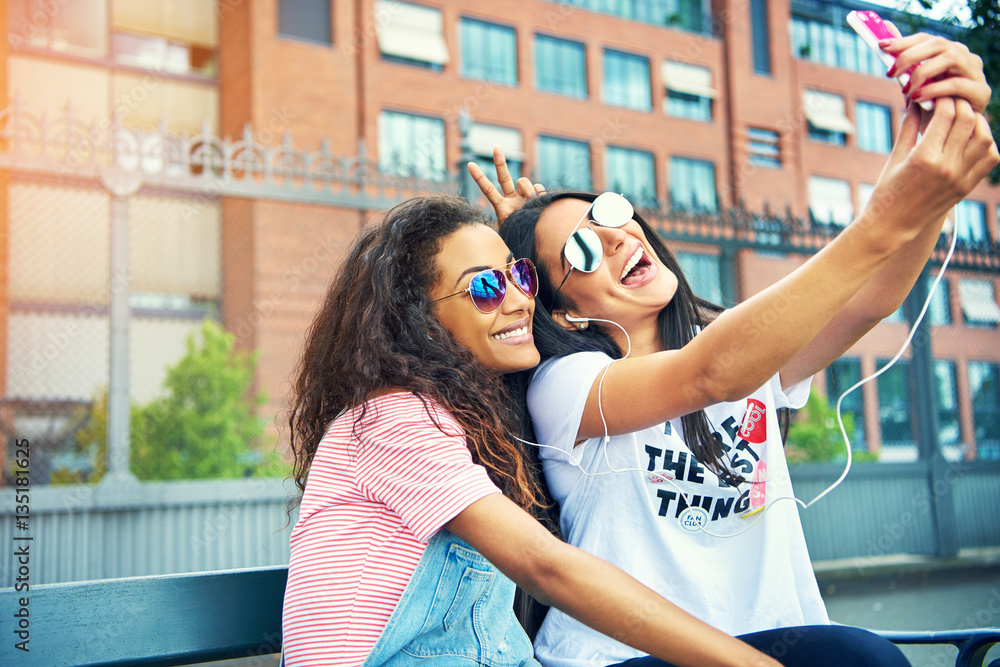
top-left (606, 313), bottom-right (663, 357)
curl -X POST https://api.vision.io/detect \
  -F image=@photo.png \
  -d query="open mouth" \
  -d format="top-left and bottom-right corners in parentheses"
top-left (620, 246), bottom-right (653, 286)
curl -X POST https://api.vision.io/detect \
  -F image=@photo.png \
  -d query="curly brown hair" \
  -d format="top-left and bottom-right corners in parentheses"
top-left (288, 196), bottom-right (545, 514)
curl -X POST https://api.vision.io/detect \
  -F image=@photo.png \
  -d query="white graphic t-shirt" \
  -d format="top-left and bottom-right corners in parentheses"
top-left (528, 351), bottom-right (829, 667)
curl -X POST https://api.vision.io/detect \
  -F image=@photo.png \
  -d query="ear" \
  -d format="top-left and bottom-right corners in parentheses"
top-left (551, 309), bottom-right (587, 331)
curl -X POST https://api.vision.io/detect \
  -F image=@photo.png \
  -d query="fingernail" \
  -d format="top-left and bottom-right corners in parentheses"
top-left (901, 80), bottom-right (911, 94)
top-left (878, 39), bottom-right (893, 48)
top-left (886, 66), bottom-right (897, 78)
top-left (910, 90), bottom-right (923, 101)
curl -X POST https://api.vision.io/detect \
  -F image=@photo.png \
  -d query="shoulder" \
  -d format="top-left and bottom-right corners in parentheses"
top-left (356, 391), bottom-right (464, 442)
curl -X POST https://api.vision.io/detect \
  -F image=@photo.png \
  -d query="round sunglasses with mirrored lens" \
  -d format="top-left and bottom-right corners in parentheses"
top-left (433, 258), bottom-right (538, 313)
top-left (557, 193), bottom-right (635, 292)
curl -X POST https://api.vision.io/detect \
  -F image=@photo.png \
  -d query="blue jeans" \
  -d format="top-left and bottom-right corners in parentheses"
top-left (362, 529), bottom-right (540, 666)
top-left (609, 625), bottom-right (910, 667)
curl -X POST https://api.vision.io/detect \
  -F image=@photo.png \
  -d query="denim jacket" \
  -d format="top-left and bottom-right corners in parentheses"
top-left (362, 529), bottom-right (541, 666)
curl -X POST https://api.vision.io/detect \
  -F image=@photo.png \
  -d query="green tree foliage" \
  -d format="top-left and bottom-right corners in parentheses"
top-left (56, 320), bottom-right (287, 483)
top-left (785, 392), bottom-right (877, 463)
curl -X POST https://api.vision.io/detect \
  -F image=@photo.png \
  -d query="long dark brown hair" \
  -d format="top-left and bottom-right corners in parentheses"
top-left (500, 191), bottom-right (744, 487)
top-left (288, 196), bottom-right (545, 514)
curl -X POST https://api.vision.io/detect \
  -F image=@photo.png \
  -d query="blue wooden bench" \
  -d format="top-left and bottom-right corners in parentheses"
top-left (1, 567), bottom-right (997, 666)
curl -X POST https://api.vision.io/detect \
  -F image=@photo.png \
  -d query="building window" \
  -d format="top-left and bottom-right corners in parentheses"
top-left (958, 279), bottom-right (1000, 327)
top-left (374, 0), bottom-right (448, 69)
top-left (603, 49), bottom-right (651, 111)
top-left (969, 362), bottom-right (1000, 460)
top-left (545, 0), bottom-right (707, 33)
top-left (277, 0), bottom-right (331, 45)
top-left (927, 274), bottom-right (951, 326)
top-left (877, 358), bottom-right (912, 448)
top-left (460, 18), bottom-right (517, 85)
top-left (750, 0), bottom-right (771, 74)
top-left (677, 251), bottom-right (722, 304)
top-left (535, 34), bottom-right (587, 98)
top-left (856, 101), bottom-right (892, 153)
top-left (662, 61), bottom-right (714, 121)
top-left (790, 16), bottom-right (886, 76)
top-left (537, 136), bottom-right (591, 190)
top-left (111, 33), bottom-right (216, 77)
top-left (113, 72), bottom-right (219, 134)
top-left (954, 200), bottom-right (989, 246)
top-left (748, 128), bottom-right (780, 168)
top-left (467, 124), bottom-right (523, 193)
top-left (605, 146), bottom-right (657, 209)
top-left (803, 90), bottom-right (852, 145)
top-left (9, 0), bottom-right (108, 57)
top-left (934, 361), bottom-right (961, 450)
top-left (669, 156), bottom-right (717, 213)
top-left (827, 357), bottom-right (866, 448)
top-left (807, 176), bottom-right (853, 226)
top-left (378, 111), bottom-right (447, 180)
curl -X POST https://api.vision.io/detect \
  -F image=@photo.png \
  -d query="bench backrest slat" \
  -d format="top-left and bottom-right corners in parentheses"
top-left (0, 567), bottom-right (287, 667)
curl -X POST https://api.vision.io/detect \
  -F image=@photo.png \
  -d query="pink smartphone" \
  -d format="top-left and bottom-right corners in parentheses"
top-left (846, 10), bottom-right (934, 110)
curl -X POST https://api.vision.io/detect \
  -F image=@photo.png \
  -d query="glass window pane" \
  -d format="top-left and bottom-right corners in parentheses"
top-left (9, 56), bottom-right (110, 123)
top-left (277, 0), bottom-right (332, 44)
top-left (927, 275), bottom-right (951, 326)
top-left (856, 101), bottom-right (892, 153)
top-left (603, 49), bottom-right (651, 111)
top-left (113, 72), bottom-right (219, 134)
top-left (748, 128), bottom-right (780, 167)
top-left (877, 358), bottom-right (913, 447)
top-left (113, 0), bottom-right (218, 47)
top-left (535, 34), bottom-right (587, 97)
top-left (676, 251), bottom-right (722, 304)
top-left (807, 176), bottom-right (853, 226)
top-left (9, 0), bottom-right (108, 57)
top-left (954, 200), bottom-right (988, 244)
top-left (605, 146), bottom-right (657, 208)
top-left (969, 362), bottom-right (1000, 460)
top-left (461, 18), bottom-right (517, 85)
top-left (537, 136), bottom-right (591, 190)
top-left (9, 184), bottom-right (110, 304)
top-left (379, 111), bottom-right (447, 180)
top-left (827, 357), bottom-right (866, 448)
top-left (934, 361), bottom-right (961, 451)
top-left (669, 156), bottom-right (717, 212)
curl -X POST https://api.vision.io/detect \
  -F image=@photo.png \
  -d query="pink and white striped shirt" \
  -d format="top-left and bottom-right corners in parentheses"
top-left (281, 392), bottom-right (500, 666)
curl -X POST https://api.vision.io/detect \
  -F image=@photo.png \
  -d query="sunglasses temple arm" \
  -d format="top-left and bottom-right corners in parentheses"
top-left (554, 268), bottom-right (572, 296)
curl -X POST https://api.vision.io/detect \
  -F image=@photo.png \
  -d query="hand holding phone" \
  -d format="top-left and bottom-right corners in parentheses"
top-left (846, 10), bottom-right (934, 110)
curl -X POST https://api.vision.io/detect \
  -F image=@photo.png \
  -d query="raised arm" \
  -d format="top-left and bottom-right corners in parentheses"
top-left (778, 34), bottom-right (995, 388)
top-left (447, 493), bottom-right (780, 667)
top-left (575, 90), bottom-right (997, 441)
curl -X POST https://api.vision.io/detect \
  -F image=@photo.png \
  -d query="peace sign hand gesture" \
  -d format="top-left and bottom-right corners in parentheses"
top-left (468, 146), bottom-right (546, 226)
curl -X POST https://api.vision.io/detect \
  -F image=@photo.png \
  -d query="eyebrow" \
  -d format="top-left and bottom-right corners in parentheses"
top-left (452, 253), bottom-right (514, 289)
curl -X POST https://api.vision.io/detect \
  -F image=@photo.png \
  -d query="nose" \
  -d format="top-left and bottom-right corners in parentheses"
top-left (501, 273), bottom-right (533, 314)
top-left (598, 225), bottom-right (628, 257)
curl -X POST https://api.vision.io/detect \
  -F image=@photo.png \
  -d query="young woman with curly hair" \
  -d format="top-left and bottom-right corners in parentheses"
top-left (279, 195), bottom-right (784, 667)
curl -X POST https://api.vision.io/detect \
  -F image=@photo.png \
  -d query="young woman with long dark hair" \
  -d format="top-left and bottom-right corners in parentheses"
top-left (475, 33), bottom-right (997, 667)
top-left (279, 195), bottom-right (785, 666)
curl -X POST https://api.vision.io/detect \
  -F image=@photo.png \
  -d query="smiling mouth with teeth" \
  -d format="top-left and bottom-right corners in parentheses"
top-left (492, 326), bottom-right (529, 341)
top-left (621, 246), bottom-right (652, 284)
